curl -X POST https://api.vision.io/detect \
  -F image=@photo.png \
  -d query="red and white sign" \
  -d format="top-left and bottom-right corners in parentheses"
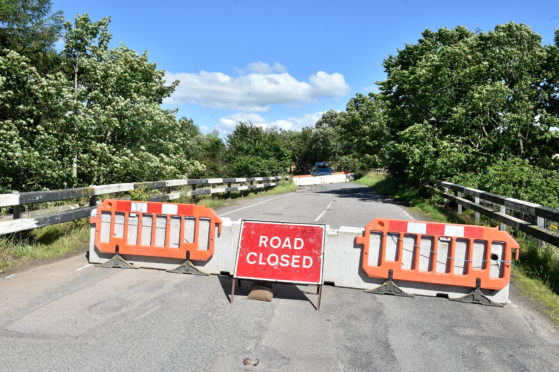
top-left (388, 220), bottom-right (484, 239)
top-left (234, 221), bottom-right (325, 284)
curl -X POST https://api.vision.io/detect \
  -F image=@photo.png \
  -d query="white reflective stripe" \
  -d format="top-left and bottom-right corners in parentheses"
top-left (407, 222), bottom-right (426, 234)
top-left (131, 202), bottom-right (148, 213)
top-left (165, 179), bottom-right (189, 187)
top-left (0, 193), bottom-right (20, 207)
top-left (161, 204), bottom-right (178, 215)
top-left (444, 225), bottom-right (464, 237)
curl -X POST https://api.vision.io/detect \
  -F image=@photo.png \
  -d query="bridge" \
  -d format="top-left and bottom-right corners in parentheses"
top-left (1, 181), bottom-right (558, 371)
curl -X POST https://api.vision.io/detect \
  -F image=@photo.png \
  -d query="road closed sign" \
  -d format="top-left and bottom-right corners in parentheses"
top-left (234, 220), bottom-right (325, 284)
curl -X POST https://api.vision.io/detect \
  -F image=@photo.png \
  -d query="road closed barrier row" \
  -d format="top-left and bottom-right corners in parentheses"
top-left (88, 201), bottom-right (520, 305)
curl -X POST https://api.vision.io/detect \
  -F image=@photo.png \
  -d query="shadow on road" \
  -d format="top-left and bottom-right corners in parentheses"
top-left (314, 185), bottom-right (407, 206)
top-left (217, 275), bottom-right (319, 310)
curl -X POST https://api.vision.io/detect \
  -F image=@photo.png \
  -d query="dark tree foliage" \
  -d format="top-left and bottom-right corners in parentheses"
top-left (378, 23), bottom-right (559, 193)
top-left (0, 13), bottom-right (203, 192)
top-left (225, 123), bottom-right (291, 177)
top-left (0, 0), bottom-right (63, 71)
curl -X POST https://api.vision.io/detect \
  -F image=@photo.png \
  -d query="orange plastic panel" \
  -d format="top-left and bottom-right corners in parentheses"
top-left (90, 199), bottom-right (222, 261)
top-left (355, 219), bottom-right (520, 290)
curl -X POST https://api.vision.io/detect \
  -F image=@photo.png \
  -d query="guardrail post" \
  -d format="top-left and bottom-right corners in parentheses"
top-left (164, 186), bottom-right (171, 201)
top-left (192, 184), bottom-right (197, 204)
top-left (499, 206), bottom-right (506, 231)
top-left (475, 197), bottom-right (480, 223)
top-left (443, 187), bottom-right (449, 207)
top-left (227, 182), bottom-right (232, 199)
top-left (12, 191), bottom-right (21, 219)
top-left (88, 185), bottom-right (98, 206)
top-left (457, 191), bottom-right (463, 215)
top-left (537, 217), bottom-right (546, 247)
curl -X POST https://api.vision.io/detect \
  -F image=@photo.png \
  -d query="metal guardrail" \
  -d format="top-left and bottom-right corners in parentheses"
top-left (0, 176), bottom-right (290, 235)
top-left (432, 181), bottom-right (559, 247)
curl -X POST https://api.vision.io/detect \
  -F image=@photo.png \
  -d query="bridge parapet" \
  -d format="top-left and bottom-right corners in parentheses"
top-left (0, 175), bottom-right (290, 235)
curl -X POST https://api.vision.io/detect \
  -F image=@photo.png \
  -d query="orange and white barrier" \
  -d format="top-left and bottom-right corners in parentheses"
top-left (355, 219), bottom-right (519, 290)
top-left (293, 172), bottom-right (354, 186)
top-left (90, 199), bottom-right (221, 262)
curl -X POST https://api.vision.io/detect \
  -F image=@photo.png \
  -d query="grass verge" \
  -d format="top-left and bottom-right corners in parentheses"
top-left (0, 220), bottom-right (89, 274)
top-left (355, 173), bottom-right (454, 222)
top-left (355, 171), bottom-right (559, 325)
top-left (512, 270), bottom-right (559, 324)
top-left (0, 180), bottom-right (297, 274)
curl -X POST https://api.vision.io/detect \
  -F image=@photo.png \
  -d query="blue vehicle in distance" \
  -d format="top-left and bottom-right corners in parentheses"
top-left (310, 162), bottom-right (334, 176)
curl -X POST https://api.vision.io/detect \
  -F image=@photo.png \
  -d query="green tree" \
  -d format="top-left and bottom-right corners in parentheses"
top-left (225, 123), bottom-right (290, 177)
top-left (309, 110), bottom-right (343, 168)
top-left (337, 93), bottom-right (388, 173)
top-left (0, 13), bottom-right (204, 192)
top-left (59, 14), bottom-right (202, 185)
top-left (379, 23), bottom-right (559, 183)
top-left (0, 0), bottom-right (63, 71)
top-left (191, 130), bottom-right (226, 177)
top-left (282, 128), bottom-right (314, 174)
top-left (0, 50), bottom-right (73, 191)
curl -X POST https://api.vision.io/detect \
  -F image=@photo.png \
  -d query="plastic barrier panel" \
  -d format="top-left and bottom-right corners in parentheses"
top-left (91, 199), bottom-right (222, 261)
top-left (355, 219), bottom-right (519, 290)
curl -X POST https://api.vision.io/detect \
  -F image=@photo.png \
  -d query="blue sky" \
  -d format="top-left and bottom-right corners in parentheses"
top-left (53, 0), bottom-right (559, 135)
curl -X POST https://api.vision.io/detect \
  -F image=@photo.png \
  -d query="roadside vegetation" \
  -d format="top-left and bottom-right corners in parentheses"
top-left (0, 219), bottom-right (89, 274)
top-left (356, 172), bottom-right (559, 325)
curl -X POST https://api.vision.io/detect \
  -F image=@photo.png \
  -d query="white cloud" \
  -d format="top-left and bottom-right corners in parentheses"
top-left (216, 111), bottom-right (324, 133)
top-left (199, 125), bottom-right (211, 134)
top-left (165, 64), bottom-right (350, 111)
top-left (270, 111), bottom-right (324, 131)
top-left (309, 71), bottom-right (348, 96)
top-left (245, 61), bottom-right (287, 74)
top-left (218, 113), bottom-right (267, 129)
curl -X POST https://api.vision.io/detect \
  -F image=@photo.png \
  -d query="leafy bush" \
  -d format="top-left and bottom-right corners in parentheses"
top-left (453, 158), bottom-right (559, 208)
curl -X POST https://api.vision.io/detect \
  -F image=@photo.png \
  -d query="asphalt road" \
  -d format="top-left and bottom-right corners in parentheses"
top-left (218, 183), bottom-right (416, 228)
top-left (1, 182), bottom-right (558, 371)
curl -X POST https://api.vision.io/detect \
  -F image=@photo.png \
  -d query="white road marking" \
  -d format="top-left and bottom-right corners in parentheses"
top-left (5, 274), bottom-right (16, 279)
top-left (220, 194), bottom-right (291, 216)
top-left (402, 210), bottom-right (414, 220)
top-left (132, 305), bottom-right (161, 321)
top-left (313, 210), bottom-right (327, 222)
top-left (314, 199), bottom-right (335, 222)
top-left (75, 264), bottom-right (92, 271)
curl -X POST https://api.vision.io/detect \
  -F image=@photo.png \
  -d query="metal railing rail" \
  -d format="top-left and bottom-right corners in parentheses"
top-left (433, 181), bottom-right (559, 247)
top-left (0, 176), bottom-right (290, 235)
